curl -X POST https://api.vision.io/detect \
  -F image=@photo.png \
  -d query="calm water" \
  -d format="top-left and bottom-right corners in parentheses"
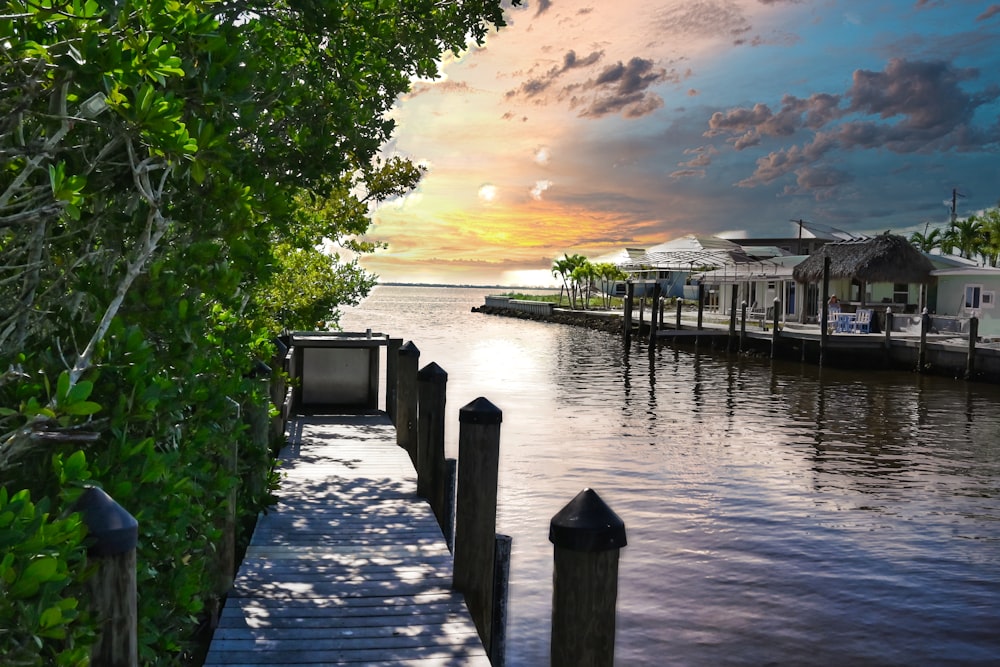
top-left (339, 285), bottom-right (1000, 666)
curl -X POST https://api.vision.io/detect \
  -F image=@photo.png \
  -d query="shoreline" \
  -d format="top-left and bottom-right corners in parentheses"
top-left (472, 303), bottom-right (1000, 384)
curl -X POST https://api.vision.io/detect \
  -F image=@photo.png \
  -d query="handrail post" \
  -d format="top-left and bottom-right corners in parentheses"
top-left (74, 487), bottom-right (139, 667)
top-left (386, 337), bottom-right (402, 423)
top-left (549, 488), bottom-right (627, 667)
top-left (396, 341), bottom-right (420, 464)
top-left (417, 362), bottom-right (448, 529)
top-left (453, 397), bottom-right (503, 652)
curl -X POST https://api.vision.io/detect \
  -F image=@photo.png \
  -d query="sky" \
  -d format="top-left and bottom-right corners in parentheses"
top-left (358, 0), bottom-right (1000, 287)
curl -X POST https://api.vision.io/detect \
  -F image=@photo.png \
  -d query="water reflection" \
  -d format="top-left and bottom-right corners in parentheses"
top-left (341, 287), bottom-right (1000, 667)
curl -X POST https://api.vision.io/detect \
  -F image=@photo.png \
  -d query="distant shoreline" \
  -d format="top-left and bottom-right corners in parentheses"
top-left (377, 282), bottom-right (560, 291)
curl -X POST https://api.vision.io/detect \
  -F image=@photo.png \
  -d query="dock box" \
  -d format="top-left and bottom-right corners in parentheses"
top-left (288, 332), bottom-right (389, 411)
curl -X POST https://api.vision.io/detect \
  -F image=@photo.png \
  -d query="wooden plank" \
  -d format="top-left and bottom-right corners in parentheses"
top-left (205, 413), bottom-right (488, 666)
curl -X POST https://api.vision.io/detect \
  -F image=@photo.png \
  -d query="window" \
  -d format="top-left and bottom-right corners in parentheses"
top-left (983, 292), bottom-right (995, 309)
top-left (892, 283), bottom-right (909, 304)
top-left (965, 285), bottom-right (982, 309)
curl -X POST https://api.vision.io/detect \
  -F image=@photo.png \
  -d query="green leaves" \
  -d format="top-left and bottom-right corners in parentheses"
top-left (0, 488), bottom-right (92, 664)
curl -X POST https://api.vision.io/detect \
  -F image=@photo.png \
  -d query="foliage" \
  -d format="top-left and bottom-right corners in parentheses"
top-left (0, 478), bottom-right (93, 667)
top-left (551, 254), bottom-right (589, 309)
top-left (593, 262), bottom-right (627, 309)
top-left (1, 0), bottom-right (516, 663)
top-left (908, 208), bottom-right (1000, 266)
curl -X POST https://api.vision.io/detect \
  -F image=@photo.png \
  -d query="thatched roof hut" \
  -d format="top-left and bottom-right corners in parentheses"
top-left (792, 232), bottom-right (934, 285)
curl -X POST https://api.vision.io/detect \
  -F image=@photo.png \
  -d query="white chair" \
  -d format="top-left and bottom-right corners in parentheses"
top-left (854, 309), bottom-right (872, 333)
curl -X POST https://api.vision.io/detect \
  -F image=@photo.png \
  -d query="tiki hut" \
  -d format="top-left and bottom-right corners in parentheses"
top-left (793, 232), bottom-right (934, 306)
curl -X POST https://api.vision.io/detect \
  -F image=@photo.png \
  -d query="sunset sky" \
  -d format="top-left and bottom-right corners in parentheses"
top-left (359, 0), bottom-right (1000, 287)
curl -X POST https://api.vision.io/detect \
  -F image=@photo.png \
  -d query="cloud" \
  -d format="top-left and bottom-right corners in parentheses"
top-left (978, 5), bottom-right (1000, 21)
top-left (575, 57), bottom-right (671, 118)
top-left (530, 180), bottom-right (553, 200)
top-left (506, 49), bottom-right (671, 119)
top-left (708, 58), bottom-right (1000, 192)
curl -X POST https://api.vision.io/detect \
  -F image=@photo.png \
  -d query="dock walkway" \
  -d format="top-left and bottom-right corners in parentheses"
top-left (203, 412), bottom-right (489, 666)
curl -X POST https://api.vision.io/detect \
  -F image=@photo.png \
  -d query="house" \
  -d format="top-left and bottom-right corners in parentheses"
top-left (929, 266), bottom-right (1000, 338)
top-left (791, 232), bottom-right (935, 323)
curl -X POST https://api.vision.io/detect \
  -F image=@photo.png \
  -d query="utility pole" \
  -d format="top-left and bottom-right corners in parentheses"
top-left (790, 219), bottom-right (807, 255)
top-left (951, 188), bottom-right (965, 228)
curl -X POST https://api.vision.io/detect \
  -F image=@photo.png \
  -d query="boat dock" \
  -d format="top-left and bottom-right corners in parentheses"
top-left (203, 411), bottom-right (491, 666)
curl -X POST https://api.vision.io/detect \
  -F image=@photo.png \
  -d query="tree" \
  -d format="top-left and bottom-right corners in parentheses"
top-left (551, 253), bottom-right (588, 309)
top-left (571, 260), bottom-right (597, 310)
top-left (1, 0), bottom-right (517, 661)
top-left (595, 262), bottom-right (627, 309)
top-left (951, 215), bottom-right (984, 262)
top-left (978, 208), bottom-right (1000, 267)
top-left (909, 227), bottom-right (943, 254)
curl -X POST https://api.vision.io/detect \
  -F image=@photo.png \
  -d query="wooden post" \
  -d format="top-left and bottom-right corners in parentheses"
top-left (820, 255), bottom-right (831, 367)
top-left (74, 487), bottom-right (138, 667)
top-left (444, 457), bottom-right (457, 553)
top-left (884, 308), bottom-right (893, 354)
top-left (648, 282), bottom-right (661, 344)
top-left (675, 298), bottom-right (682, 329)
top-left (739, 300), bottom-right (747, 353)
top-left (491, 534), bottom-right (512, 667)
top-left (396, 341), bottom-right (420, 464)
top-left (417, 362), bottom-right (448, 530)
top-left (918, 308), bottom-right (929, 373)
top-left (453, 397), bottom-right (503, 650)
top-left (549, 488), bottom-right (627, 667)
top-left (728, 287), bottom-right (738, 347)
top-left (623, 281), bottom-right (634, 346)
top-left (696, 283), bottom-right (705, 330)
top-left (966, 316), bottom-right (979, 379)
top-left (637, 290), bottom-right (645, 337)
top-left (386, 337), bottom-right (402, 423)
top-left (771, 298), bottom-right (781, 358)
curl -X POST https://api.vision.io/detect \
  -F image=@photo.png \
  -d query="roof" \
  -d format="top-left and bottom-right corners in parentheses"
top-left (590, 247), bottom-right (647, 265)
top-left (696, 258), bottom-right (798, 284)
top-left (792, 232), bottom-right (935, 284)
top-left (930, 267), bottom-right (1000, 277)
top-left (631, 234), bottom-right (752, 270)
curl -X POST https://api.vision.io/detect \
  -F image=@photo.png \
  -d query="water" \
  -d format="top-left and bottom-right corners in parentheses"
top-left (340, 285), bottom-right (1000, 666)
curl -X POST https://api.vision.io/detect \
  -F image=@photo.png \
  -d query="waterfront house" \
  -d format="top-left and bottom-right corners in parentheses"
top-left (791, 232), bottom-right (935, 326)
top-left (929, 266), bottom-right (1000, 338)
top-left (620, 234), bottom-right (755, 298)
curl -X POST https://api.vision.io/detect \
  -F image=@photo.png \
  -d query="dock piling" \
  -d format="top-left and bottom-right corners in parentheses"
top-left (967, 316), bottom-right (979, 379)
top-left (771, 298), bottom-right (781, 358)
top-left (417, 362), bottom-right (448, 529)
top-left (396, 341), bottom-right (420, 463)
top-left (453, 397), bottom-right (503, 651)
top-left (549, 488), bottom-right (627, 667)
top-left (74, 487), bottom-right (139, 667)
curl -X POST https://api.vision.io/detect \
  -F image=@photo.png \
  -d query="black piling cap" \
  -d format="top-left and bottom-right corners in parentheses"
top-left (72, 486), bottom-right (138, 556)
top-left (400, 341), bottom-right (421, 357)
top-left (417, 361), bottom-right (448, 384)
top-left (459, 396), bottom-right (502, 424)
top-left (549, 488), bottom-right (627, 552)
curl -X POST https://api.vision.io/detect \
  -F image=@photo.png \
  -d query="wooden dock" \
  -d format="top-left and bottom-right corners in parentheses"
top-left (203, 412), bottom-right (490, 666)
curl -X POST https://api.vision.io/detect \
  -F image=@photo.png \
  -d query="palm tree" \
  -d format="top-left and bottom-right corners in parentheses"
top-left (570, 260), bottom-right (597, 310)
top-left (976, 208), bottom-right (1000, 267)
top-left (595, 262), bottom-right (627, 309)
top-left (952, 215), bottom-right (984, 262)
top-left (909, 226), bottom-right (943, 253)
top-left (551, 253), bottom-right (588, 308)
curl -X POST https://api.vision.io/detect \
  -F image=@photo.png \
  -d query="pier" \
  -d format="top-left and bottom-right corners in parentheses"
top-left (203, 411), bottom-right (489, 666)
